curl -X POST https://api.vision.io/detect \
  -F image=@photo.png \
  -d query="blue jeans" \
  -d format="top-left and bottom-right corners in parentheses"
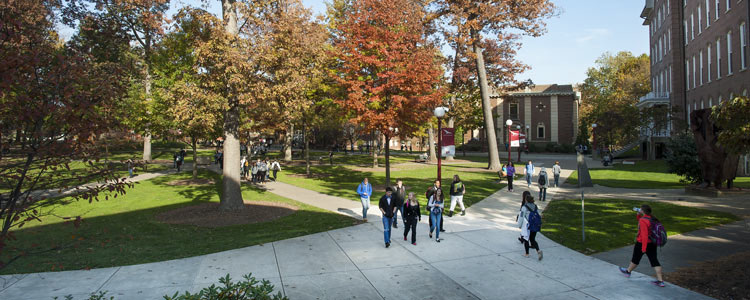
top-left (392, 206), bottom-right (403, 225)
top-left (382, 216), bottom-right (392, 243)
top-left (526, 174), bottom-right (532, 186)
top-left (554, 174), bottom-right (560, 187)
top-left (430, 211), bottom-right (442, 239)
top-left (360, 197), bottom-right (370, 219)
top-left (128, 168), bottom-right (133, 177)
top-left (539, 188), bottom-right (547, 201)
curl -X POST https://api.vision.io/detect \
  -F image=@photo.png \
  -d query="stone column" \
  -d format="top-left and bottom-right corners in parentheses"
top-left (524, 96), bottom-right (532, 141)
top-left (551, 95), bottom-right (559, 142)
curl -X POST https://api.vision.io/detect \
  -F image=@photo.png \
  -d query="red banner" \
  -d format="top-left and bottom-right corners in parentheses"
top-left (440, 128), bottom-right (455, 146)
top-left (510, 130), bottom-right (520, 147)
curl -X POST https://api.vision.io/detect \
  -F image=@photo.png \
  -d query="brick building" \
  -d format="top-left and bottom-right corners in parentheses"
top-left (489, 84), bottom-right (581, 148)
top-left (640, 0), bottom-right (749, 174)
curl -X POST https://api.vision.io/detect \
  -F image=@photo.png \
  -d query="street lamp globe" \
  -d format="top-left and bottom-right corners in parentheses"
top-left (505, 119), bottom-right (513, 126)
top-left (592, 123), bottom-right (597, 128)
top-left (433, 107), bottom-right (448, 119)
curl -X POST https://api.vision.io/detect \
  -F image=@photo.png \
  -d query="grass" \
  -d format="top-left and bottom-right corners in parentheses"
top-left (541, 198), bottom-right (741, 254)
top-left (566, 160), bottom-right (750, 189)
top-left (277, 162), bottom-right (505, 215)
top-left (1, 170), bottom-right (355, 275)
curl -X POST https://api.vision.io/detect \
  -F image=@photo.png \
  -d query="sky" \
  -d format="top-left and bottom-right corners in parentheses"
top-left (63, 0), bottom-right (650, 86)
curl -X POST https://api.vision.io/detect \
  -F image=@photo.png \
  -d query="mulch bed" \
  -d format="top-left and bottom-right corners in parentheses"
top-left (666, 251), bottom-right (750, 300)
top-left (155, 201), bottom-right (298, 228)
top-left (165, 178), bottom-right (215, 186)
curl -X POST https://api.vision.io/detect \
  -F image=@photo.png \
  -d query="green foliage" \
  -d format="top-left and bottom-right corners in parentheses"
top-left (575, 118), bottom-right (591, 152)
top-left (665, 133), bottom-right (703, 184)
top-left (542, 198), bottom-right (740, 254)
top-left (165, 274), bottom-right (287, 300)
top-left (711, 96), bottom-right (750, 155)
top-left (56, 291), bottom-right (113, 300)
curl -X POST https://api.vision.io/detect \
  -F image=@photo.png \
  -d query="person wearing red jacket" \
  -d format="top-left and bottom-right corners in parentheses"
top-left (619, 204), bottom-right (665, 287)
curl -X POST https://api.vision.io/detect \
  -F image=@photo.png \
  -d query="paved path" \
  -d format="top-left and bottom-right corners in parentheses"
top-left (0, 167), bottom-right (710, 300)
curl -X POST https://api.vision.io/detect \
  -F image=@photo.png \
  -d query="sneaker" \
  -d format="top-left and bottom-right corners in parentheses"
top-left (651, 280), bottom-right (665, 287)
top-left (393, 223), bottom-right (398, 229)
top-left (619, 267), bottom-right (631, 278)
top-left (429, 233), bottom-right (432, 239)
top-left (440, 229), bottom-right (446, 232)
top-left (404, 236), bottom-right (407, 241)
top-left (518, 237), bottom-right (524, 244)
top-left (461, 210), bottom-right (465, 216)
top-left (412, 242), bottom-right (417, 246)
top-left (363, 218), bottom-right (368, 223)
top-left (448, 211), bottom-right (453, 217)
top-left (385, 242), bottom-right (390, 248)
top-left (538, 250), bottom-right (543, 261)
top-left (436, 238), bottom-right (441, 243)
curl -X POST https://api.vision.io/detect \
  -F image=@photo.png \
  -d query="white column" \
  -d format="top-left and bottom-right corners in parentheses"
top-left (550, 95), bottom-right (559, 142)
top-left (524, 96), bottom-right (532, 141)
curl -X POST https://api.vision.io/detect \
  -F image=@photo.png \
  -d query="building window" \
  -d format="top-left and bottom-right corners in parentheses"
top-left (537, 123), bottom-right (545, 139)
top-left (700, 50), bottom-right (704, 85)
top-left (708, 44), bottom-right (712, 82)
top-left (741, 23), bottom-right (747, 70)
top-left (709, 98), bottom-right (713, 107)
top-left (743, 89), bottom-right (748, 96)
top-left (700, 99), bottom-right (705, 109)
top-left (725, 0), bottom-right (730, 11)
top-left (691, 14), bottom-right (695, 40)
top-left (717, 38), bottom-right (722, 78)
top-left (669, 65), bottom-right (673, 92)
top-left (509, 102), bottom-right (519, 120)
top-left (698, 6), bottom-right (702, 34)
top-left (686, 59), bottom-right (690, 89)
top-left (706, 0), bottom-right (711, 27)
top-left (715, 0), bottom-right (720, 20)
top-left (693, 55), bottom-right (697, 88)
top-left (727, 31), bottom-right (733, 75)
top-left (684, 20), bottom-right (689, 45)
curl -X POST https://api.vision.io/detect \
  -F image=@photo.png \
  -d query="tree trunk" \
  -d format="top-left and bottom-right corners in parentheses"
top-left (372, 137), bottom-right (378, 168)
top-left (191, 136), bottom-right (198, 180)
top-left (304, 123), bottom-right (310, 176)
top-left (428, 123), bottom-right (437, 163)
top-left (472, 30), bottom-right (501, 170)
top-left (219, 0), bottom-right (244, 211)
top-left (284, 123), bottom-right (293, 161)
top-left (142, 55), bottom-right (153, 162)
top-left (385, 134), bottom-right (391, 187)
top-left (446, 117), bottom-right (455, 161)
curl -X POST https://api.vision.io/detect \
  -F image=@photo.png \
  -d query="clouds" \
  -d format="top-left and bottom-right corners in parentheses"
top-left (575, 28), bottom-right (611, 44)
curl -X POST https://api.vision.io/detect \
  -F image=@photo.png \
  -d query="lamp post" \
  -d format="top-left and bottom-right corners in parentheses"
top-left (434, 107), bottom-right (448, 182)
top-left (516, 125), bottom-right (522, 162)
top-left (591, 123), bottom-right (598, 157)
top-left (505, 119), bottom-right (513, 163)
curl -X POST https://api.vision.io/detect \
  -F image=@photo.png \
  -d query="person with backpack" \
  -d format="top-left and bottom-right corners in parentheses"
top-left (391, 179), bottom-right (406, 229)
top-left (517, 195), bottom-right (543, 260)
top-left (356, 178), bottom-right (373, 222)
top-left (403, 192), bottom-right (420, 245)
top-left (176, 152), bottom-right (184, 172)
top-left (524, 160), bottom-right (534, 187)
top-left (427, 187), bottom-right (445, 242)
top-left (270, 160), bottom-right (281, 181)
top-left (448, 175), bottom-right (466, 217)
top-left (517, 191), bottom-right (531, 244)
top-left (506, 162), bottom-right (516, 192)
top-left (379, 187), bottom-right (397, 248)
top-left (251, 161), bottom-right (259, 183)
top-left (552, 161), bottom-right (562, 188)
top-left (619, 204), bottom-right (666, 287)
top-left (425, 180), bottom-right (445, 233)
top-left (537, 167), bottom-right (549, 202)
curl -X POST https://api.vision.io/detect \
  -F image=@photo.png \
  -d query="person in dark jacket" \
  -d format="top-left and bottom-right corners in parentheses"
top-left (448, 175), bottom-right (466, 217)
top-left (392, 179), bottom-right (406, 228)
top-left (402, 192), bottom-right (421, 245)
top-left (619, 204), bottom-right (666, 287)
top-left (379, 187), bottom-right (397, 248)
top-left (425, 179), bottom-right (445, 233)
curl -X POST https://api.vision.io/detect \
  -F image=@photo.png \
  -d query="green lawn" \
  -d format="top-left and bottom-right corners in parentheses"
top-left (541, 198), bottom-right (740, 254)
top-left (1, 170), bottom-right (355, 275)
top-left (277, 163), bottom-right (505, 215)
top-left (566, 160), bottom-right (750, 189)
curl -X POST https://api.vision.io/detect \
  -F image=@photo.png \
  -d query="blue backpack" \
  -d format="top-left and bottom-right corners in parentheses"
top-left (525, 204), bottom-right (542, 232)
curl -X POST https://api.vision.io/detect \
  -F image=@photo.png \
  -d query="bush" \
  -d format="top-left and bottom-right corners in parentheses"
top-left (545, 142), bottom-right (556, 152)
top-left (665, 133), bottom-right (702, 184)
top-left (456, 138), bottom-right (483, 151)
top-left (165, 274), bottom-right (287, 300)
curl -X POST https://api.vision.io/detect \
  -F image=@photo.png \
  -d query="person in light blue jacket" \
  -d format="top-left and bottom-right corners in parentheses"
top-left (525, 160), bottom-right (535, 187)
top-left (357, 178), bottom-right (373, 222)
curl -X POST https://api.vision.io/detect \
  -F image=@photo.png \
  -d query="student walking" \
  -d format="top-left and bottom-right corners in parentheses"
top-left (619, 204), bottom-right (666, 287)
top-left (517, 195), bottom-right (543, 260)
top-left (403, 192), bottom-right (420, 245)
top-left (270, 160), bottom-right (281, 181)
top-left (517, 191), bottom-right (531, 244)
top-left (552, 161), bottom-right (562, 188)
top-left (379, 187), bottom-right (397, 248)
top-left (525, 160), bottom-right (534, 187)
top-left (428, 188), bottom-right (445, 242)
top-left (240, 156), bottom-right (247, 178)
top-left (448, 175), bottom-right (466, 217)
top-left (537, 167), bottom-right (549, 201)
top-left (126, 159), bottom-right (134, 178)
top-left (251, 161), bottom-right (259, 183)
top-left (356, 178), bottom-right (373, 222)
top-left (392, 180), bottom-right (406, 229)
top-left (426, 180), bottom-right (445, 233)
top-left (506, 162), bottom-right (516, 192)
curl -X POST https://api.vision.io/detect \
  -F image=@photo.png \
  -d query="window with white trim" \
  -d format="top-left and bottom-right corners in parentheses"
top-left (686, 59), bottom-right (690, 89)
top-left (691, 14), bottom-right (695, 40)
top-left (537, 123), bottom-right (545, 139)
top-left (726, 0), bottom-right (731, 11)
top-left (727, 31), bottom-right (733, 75)
top-left (708, 44), bottom-right (712, 82)
top-left (700, 100), bottom-right (705, 109)
top-left (741, 22), bottom-right (747, 70)
top-left (743, 89), bottom-right (748, 97)
top-left (709, 97), bottom-right (713, 107)
top-left (706, 0), bottom-right (711, 27)
top-left (717, 38), bottom-right (722, 78)
top-left (715, 0), bottom-right (720, 20)
top-left (684, 20), bottom-right (689, 45)
top-left (669, 65), bottom-right (673, 92)
top-left (693, 55), bottom-right (697, 88)
top-left (700, 50), bottom-right (704, 85)
top-left (698, 6), bottom-right (702, 34)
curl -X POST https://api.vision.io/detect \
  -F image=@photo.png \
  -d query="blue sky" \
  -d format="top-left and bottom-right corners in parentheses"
top-left (71, 0), bottom-right (648, 85)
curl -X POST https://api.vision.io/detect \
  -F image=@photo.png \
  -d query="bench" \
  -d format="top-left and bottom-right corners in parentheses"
top-left (195, 156), bottom-right (212, 166)
top-left (415, 153), bottom-right (429, 163)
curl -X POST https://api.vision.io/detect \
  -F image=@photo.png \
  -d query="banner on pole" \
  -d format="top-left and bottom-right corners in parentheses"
top-left (441, 128), bottom-right (455, 157)
top-left (510, 130), bottom-right (520, 147)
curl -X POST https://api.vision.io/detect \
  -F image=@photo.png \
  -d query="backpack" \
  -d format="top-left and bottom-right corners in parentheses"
top-left (643, 217), bottom-right (668, 247)
top-left (525, 204), bottom-right (542, 232)
top-left (538, 174), bottom-right (546, 186)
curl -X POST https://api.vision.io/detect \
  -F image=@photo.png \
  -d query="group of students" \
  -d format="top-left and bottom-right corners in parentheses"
top-left (500, 160), bottom-right (561, 201)
top-left (356, 176), bottom-right (467, 247)
top-left (241, 157), bottom-right (281, 183)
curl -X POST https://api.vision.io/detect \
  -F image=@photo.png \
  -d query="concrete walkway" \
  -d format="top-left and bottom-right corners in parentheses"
top-left (0, 171), bottom-right (710, 299)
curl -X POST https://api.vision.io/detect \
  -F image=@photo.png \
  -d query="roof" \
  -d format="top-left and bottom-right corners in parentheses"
top-left (493, 84), bottom-right (577, 97)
